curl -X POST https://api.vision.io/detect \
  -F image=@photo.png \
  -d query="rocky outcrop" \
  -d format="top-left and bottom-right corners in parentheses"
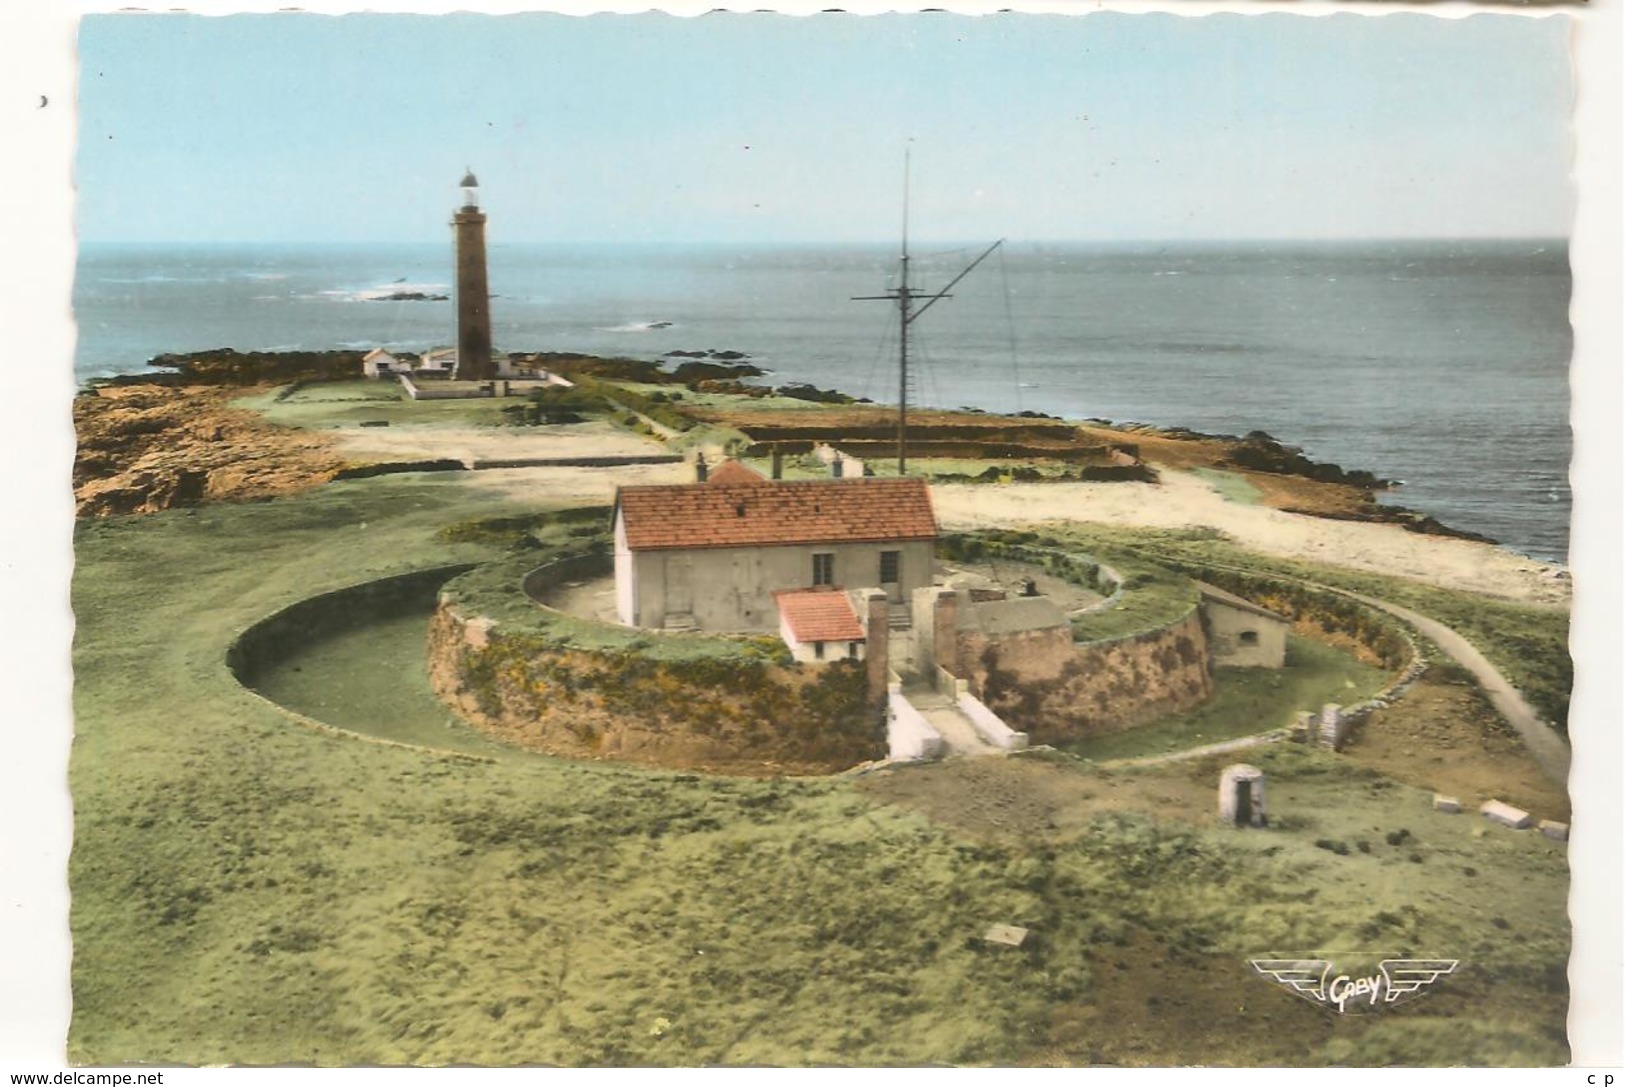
top-left (366, 291), bottom-right (448, 302)
top-left (140, 347), bottom-right (368, 385)
top-left (1223, 430), bottom-right (1390, 490)
top-left (73, 385), bottom-right (346, 516)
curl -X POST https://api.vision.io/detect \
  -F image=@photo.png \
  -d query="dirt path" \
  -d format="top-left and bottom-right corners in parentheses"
top-left (1343, 590), bottom-right (1571, 785)
top-left (1154, 551), bottom-right (1569, 788)
top-left (1099, 729), bottom-right (1293, 769)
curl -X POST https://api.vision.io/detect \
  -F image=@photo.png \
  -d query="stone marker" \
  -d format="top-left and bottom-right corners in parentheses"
top-left (1318, 703), bottom-right (1343, 749)
top-left (1433, 795), bottom-right (1461, 814)
top-left (1480, 800), bottom-right (1533, 830)
top-left (1538, 820), bottom-right (1569, 842)
top-left (984, 924), bottom-right (1028, 948)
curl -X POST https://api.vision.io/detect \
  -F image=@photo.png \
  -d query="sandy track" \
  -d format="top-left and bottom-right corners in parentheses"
top-left (929, 470), bottom-right (1570, 607)
top-left (322, 411), bottom-right (1566, 609)
top-left (459, 461), bottom-right (693, 506)
top-left (331, 421), bottom-right (665, 465)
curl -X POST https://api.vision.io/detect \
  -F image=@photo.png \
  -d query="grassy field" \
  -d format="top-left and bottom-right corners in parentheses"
top-left (69, 474), bottom-right (1570, 1066)
top-left (1064, 636), bottom-right (1390, 762)
top-left (239, 381), bottom-right (519, 429)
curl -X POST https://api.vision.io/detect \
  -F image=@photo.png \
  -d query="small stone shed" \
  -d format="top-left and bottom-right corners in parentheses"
top-left (1197, 581), bottom-right (1289, 668)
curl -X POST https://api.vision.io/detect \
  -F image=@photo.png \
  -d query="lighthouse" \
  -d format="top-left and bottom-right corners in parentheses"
top-left (453, 169), bottom-right (495, 381)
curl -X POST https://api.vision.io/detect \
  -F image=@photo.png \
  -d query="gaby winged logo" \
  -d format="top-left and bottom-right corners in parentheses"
top-left (1248, 958), bottom-right (1459, 1014)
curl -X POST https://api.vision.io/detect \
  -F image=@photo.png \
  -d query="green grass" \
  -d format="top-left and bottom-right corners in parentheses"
top-left (1190, 467), bottom-right (1262, 505)
top-left (941, 530), bottom-right (1201, 643)
top-left (238, 381), bottom-right (521, 429)
top-left (1063, 635), bottom-right (1390, 762)
top-left (1067, 572), bottom-right (1198, 642)
top-left (69, 474), bottom-right (1570, 1066)
top-left (248, 609), bottom-right (521, 758)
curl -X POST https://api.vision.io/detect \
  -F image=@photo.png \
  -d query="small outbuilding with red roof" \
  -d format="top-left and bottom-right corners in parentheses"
top-left (611, 469), bottom-right (938, 633)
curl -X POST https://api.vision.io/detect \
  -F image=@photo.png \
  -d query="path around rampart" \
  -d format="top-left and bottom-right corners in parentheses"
top-left (1342, 590), bottom-right (1571, 785)
top-left (1107, 555), bottom-right (1571, 787)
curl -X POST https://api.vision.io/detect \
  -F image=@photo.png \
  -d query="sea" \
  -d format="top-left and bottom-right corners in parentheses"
top-left (73, 239), bottom-right (1573, 563)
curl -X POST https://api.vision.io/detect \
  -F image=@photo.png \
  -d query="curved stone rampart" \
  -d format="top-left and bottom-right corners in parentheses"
top-left (227, 563), bottom-right (476, 687)
top-left (428, 556), bottom-right (885, 775)
top-left (225, 563), bottom-right (490, 760)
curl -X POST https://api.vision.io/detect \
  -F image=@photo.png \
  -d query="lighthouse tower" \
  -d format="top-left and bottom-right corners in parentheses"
top-left (453, 170), bottom-right (495, 381)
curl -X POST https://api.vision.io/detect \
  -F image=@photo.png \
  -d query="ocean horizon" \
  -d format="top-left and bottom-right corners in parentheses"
top-left (73, 237), bottom-right (1573, 564)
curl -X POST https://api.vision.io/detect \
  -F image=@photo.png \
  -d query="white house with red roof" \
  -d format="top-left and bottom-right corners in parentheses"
top-left (774, 588), bottom-right (870, 662)
top-left (611, 466), bottom-right (938, 634)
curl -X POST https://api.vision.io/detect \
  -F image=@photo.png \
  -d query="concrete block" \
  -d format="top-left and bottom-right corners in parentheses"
top-left (1480, 800), bottom-right (1532, 830)
top-left (984, 924), bottom-right (1028, 948)
top-left (1433, 795), bottom-right (1461, 814)
top-left (1538, 820), bottom-right (1569, 842)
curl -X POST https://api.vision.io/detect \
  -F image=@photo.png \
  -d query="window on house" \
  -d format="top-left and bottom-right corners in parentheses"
top-left (812, 553), bottom-right (834, 587)
top-left (1239, 630), bottom-right (1260, 646)
top-left (849, 641), bottom-right (860, 659)
top-left (814, 641), bottom-right (826, 660)
top-left (879, 550), bottom-right (900, 584)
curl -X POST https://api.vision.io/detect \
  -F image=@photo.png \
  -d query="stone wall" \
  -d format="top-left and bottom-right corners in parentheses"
top-left (227, 563), bottom-right (476, 687)
top-left (428, 583), bottom-right (885, 776)
top-left (957, 609), bottom-right (1214, 745)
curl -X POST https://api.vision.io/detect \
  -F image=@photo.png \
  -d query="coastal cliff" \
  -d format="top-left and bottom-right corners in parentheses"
top-left (73, 384), bottom-right (345, 516)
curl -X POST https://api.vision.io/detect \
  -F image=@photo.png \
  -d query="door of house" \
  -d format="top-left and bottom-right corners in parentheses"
top-left (880, 549), bottom-right (902, 603)
top-left (666, 554), bottom-right (693, 617)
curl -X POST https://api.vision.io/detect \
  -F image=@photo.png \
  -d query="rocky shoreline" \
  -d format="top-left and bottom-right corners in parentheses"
top-left (75, 347), bottom-right (1490, 546)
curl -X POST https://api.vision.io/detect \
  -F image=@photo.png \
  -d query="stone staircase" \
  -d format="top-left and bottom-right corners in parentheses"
top-left (662, 612), bottom-right (699, 632)
top-left (900, 683), bottom-right (1000, 757)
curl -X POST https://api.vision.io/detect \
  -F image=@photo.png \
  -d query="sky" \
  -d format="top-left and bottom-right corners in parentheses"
top-left (73, 10), bottom-right (1575, 245)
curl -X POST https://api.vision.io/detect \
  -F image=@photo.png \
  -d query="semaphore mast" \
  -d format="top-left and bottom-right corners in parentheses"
top-left (853, 149), bottom-right (1004, 474)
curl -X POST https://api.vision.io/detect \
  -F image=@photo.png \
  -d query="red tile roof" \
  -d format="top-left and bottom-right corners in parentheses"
top-left (615, 477), bottom-right (938, 552)
top-left (774, 589), bottom-right (866, 644)
top-left (706, 458), bottom-right (767, 485)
